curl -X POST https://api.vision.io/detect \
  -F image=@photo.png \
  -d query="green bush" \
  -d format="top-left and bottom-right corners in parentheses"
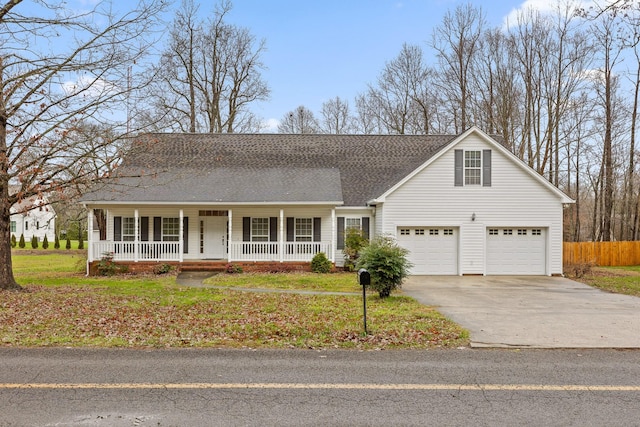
top-left (31, 235), bottom-right (38, 249)
top-left (54, 235), bottom-right (60, 249)
top-left (65, 238), bottom-right (71, 250)
top-left (153, 263), bottom-right (173, 275)
top-left (356, 235), bottom-right (412, 298)
top-left (343, 227), bottom-right (368, 271)
top-left (310, 252), bottom-right (332, 273)
top-left (19, 234), bottom-right (25, 248)
top-left (225, 263), bottom-right (243, 274)
top-left (96, 252), bottom-right (118, 276)
top-left (11, 234), bottom-right (16, 248)
top-left (42, 235), bottom-right (49, 249)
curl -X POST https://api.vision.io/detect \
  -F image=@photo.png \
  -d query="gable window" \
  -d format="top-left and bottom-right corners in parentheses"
top-left (162, 217), bottom-right (180, 241)
top-left (251, 218), bottom-right (269, 242)
top-left (10, 221), bottom-right (16, 233)
top-left (295, 218), bottom-right (313, 242)
top-left (465, 151), bottom-right (481, 185)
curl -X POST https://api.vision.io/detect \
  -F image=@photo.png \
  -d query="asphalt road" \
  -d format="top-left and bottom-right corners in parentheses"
top-left (1, 348), bottom-right (639, 426)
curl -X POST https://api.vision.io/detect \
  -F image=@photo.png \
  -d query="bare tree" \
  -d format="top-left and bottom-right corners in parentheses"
top-left (320, 96), bottom-right (354, 134)
top-left (278, 106), bottom-right (319, 134)
top-left (146, 0), bottom-right (269, 133)
top-left (0, 0), bottom-right (168, 290)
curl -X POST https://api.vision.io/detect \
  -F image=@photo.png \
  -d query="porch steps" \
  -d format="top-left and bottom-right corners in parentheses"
top-left (179, 261), bottom-right (228, 272)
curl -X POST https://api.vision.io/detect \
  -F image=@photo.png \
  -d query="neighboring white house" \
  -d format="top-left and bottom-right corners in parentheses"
top-left (10, 188), bottom-right (57, 244)
top-left (80, 127), bottom-right (574, 275)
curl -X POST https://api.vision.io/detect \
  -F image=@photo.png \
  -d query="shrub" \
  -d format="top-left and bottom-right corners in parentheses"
top-left (65, 238), bottom-right (71, 250)
top-left (153, 263), bottom-right (173, 275)
top-left (96, 252), bottom-right (118, 276)
top-left (225, 263), bottom-right (243, 274)
top-left (343, 227), bottom-right (368, 271)
top-left (11, 234), bottom-right (16, 248)
top-left (31, 235), bottom-right (38, 249)
top-left (356, 235), bottom-right (412, 298)
top-left (311, 252), bottom-right (332, 273)
top-left (78, 239), bottom-right (84, 249)
top-left (18, 234), bottom-right (25, 248)
top-left (42, 235), bottom-right (49, 249)
top-left (54, 235), bottom-right (60, 249)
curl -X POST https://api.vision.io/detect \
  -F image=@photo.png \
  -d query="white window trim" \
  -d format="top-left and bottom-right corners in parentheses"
top-left (464, 150), bottom-right (482, 186)
top-left (295, 218), bottom-right (313, 242)
top-left (162, 217), bottom-right (180, 242)
top-left (251, 217), bottom-right (269, 242)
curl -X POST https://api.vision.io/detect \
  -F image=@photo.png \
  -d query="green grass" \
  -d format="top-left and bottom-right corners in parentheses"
top-left (578, 266), bottom-right (640, 297)
top-left (204, 271), bottom-right (362, 293)
top-left (3, 253), bottom-right (469, 349)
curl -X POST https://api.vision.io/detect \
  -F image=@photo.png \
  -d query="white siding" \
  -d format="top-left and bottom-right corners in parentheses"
top-left (381, 134), bottom-right (565, 275)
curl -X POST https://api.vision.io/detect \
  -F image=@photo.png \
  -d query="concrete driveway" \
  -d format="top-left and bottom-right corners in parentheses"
top-left (402, 276), bottom-right (640, 348)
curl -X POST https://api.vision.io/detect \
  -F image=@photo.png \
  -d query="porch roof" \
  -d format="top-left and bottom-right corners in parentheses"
top-left (82, 167), bottom-right (343, 204)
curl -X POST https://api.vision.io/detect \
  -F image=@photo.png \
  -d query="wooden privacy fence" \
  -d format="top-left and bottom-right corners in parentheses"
top-left (563, 241), bottom-right (640, 267)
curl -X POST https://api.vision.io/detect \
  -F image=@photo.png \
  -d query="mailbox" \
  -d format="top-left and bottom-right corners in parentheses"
top-left (358, 268), bottom-right (370, 286)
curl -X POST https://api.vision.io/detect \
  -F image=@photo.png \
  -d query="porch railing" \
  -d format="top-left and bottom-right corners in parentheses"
top-left (228, 241), bottom-right (332, 262)
top-left (91, 241), bottom-right (181, 262)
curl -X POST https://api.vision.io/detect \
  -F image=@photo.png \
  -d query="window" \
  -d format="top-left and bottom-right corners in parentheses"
top-left (25, 221), bottom-right (28, 230)
top-left (400, 228), bottom-right (410, 235)
top-left (429, 229), bottom-right (439, 235)
top-left (518, 229), bottom-right (527, 236)
top-left (532, 229), bottom-right (542, 236)
top-left (503, 229), bottom-right (513, 235)
top-left (122, 217), bottom-right (136, 241)
top-left (295, 218), bottom-right (313, 242)
top-left (489, 229), bottom-right (499, 235)
top-left (251, 218), bottom-right (269, 242)
top-left (162, 217), bottom-right (180, 241)
top-left (465, 151), bottom-right (481, 185)
top-left (346, 218), bottom-right (361, 230)
top-left (415, 229), bottom-right (425, 235)
top-left (444, 229), bottom-right (454, 235)
top-left (36, 221), bottom-right (40, 230)
top-left (10, 221), bottom-right (16, 233)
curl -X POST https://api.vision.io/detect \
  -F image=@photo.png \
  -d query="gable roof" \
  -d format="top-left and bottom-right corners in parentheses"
top-left (82, 133), bottom-right (458, 206)
top-left (374, 127), bottom-right (574, 204)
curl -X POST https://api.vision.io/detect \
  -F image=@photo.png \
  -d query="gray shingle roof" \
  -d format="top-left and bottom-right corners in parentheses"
top-left (82, 133), bottom-right (458, 206)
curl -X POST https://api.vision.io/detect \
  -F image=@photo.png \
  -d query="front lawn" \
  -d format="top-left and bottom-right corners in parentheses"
top-left (203, 271), bottom-right (362, 293)
top-left (575, 266), bottom-right (640, 297)
top-left (2, 253), bottom-right (468, 349)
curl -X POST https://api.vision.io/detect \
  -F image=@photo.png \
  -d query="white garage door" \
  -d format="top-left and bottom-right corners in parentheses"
top-left (397, 227), bottom-right (458, 275)
top-left (486, 228), bottom-right (546, 275)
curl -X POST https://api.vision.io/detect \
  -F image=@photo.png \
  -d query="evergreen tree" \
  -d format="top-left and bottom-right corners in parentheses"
top-left (42, 235), bottom-right (49, 249)
top-left (18, 234), bottom-right (25, 249)
top-left (31, 236), bottom-right (38, 249)
top-left (54, 235), bottom-right (60, 249)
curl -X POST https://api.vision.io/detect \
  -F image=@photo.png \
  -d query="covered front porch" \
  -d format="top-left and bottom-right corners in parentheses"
top-left (86, 206), bottom-right (338, 265)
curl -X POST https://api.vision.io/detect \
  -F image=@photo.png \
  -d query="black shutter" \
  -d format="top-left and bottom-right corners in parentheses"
top-left (183, 217), bottom-right (189, 253)
top-left (286, 217), bottom-right (294, 242)
top-left (313, 217), bottom-right (321, 242)
top-left (483, 149), bottom-right (492, 187)
top-left (113, 216), bottom-right (122, 241)
top-left (269, 217), bottom-right (278, 242)
top-left (361, 217), bottom-right (370, 240)
top-left (140, 217), bottom-right (149, 242)
top-left (153, 217), bottom-right (161, 241)
top-left (243, 217), bottom-right (251, 242)
top-left (337, 217), bottom-right (345, 250)
top-left (454, 149), bottom-right (463, 187)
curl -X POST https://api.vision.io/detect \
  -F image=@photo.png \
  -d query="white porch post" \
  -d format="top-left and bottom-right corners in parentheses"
top-left (228, 209), bottom-right (233, 261)
top-left (331, 208), bottom-right (336, 263)
top-left (87, 208), bottom-right (93, 263)
top-left (179, 209), bottom-right (184, 262)
top-left (134, 209), bottom-right (139, 262)
top-left (279, 209), bottom-right (284, 263)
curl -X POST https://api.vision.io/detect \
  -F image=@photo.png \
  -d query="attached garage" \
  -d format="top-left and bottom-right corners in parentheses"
top-left (486, 228), bottom-right (547, 275)
top-left (397, 227), bottom-right (458, 275)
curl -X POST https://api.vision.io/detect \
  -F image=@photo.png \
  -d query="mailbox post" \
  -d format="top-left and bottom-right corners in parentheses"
top-left (358, 269), bottom-right (371, 335)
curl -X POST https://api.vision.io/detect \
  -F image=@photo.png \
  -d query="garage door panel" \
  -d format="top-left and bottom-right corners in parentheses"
top-left (486, 228), bottom-right (546, 275)
top-left (398, 227), bottom-right (458, 275)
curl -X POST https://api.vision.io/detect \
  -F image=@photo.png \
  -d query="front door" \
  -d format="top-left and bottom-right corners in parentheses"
top-left (202, 217), bottom-right (227, 259)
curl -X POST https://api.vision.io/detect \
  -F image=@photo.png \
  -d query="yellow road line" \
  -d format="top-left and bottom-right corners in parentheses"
top-left (0, 383), bottom-right (638, 391)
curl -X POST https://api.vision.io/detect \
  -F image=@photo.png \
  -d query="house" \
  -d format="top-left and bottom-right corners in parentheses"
top-left (80, 127), bottom-right (573, 275)
top-left (10, 187), bottom-right (57, 244)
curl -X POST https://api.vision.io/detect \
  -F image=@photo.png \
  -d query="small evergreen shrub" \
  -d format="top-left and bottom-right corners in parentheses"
top-left (11, 234), bottom-right (16, 248)
top-left (31, 236), bottom-right (38, 249)
top-left (65, 238), bottom-right (71, 250)
top-left (311, 252), bottom-right (332, 273)
top-left (19, 234), bottom-right (25, 248)
top-left (96, 252), bottom-right (118, 276)
top-left (54, 235), bottom-right (60, 249)
top-left (357, 235), bottom-right (412, 298)
top-left (42, 235), bottom-right (49, 249)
